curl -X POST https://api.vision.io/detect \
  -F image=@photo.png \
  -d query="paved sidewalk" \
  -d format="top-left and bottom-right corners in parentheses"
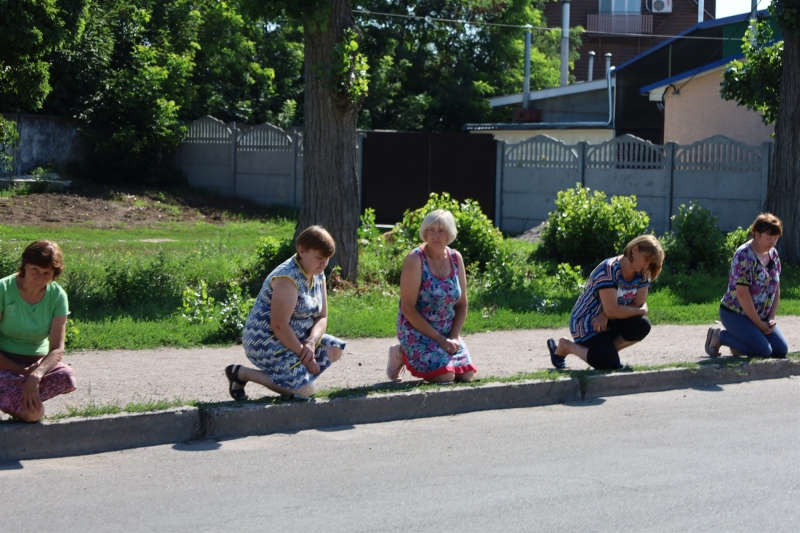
top-left (14, 317), bottom-right (799, 419)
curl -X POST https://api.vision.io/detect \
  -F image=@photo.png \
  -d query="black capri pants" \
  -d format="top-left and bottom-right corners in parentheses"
top-left (579, 316), bottom-right (651, 370)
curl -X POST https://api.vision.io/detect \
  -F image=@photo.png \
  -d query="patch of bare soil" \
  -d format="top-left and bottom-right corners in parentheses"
top-left (0, 180), bottom-right (285, 228)
top-left (515, 222), bottom-right (545, 243)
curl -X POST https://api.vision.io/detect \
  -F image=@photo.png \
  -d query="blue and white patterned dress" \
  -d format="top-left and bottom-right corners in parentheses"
top-left (243, 255), bottom-right (345, 390)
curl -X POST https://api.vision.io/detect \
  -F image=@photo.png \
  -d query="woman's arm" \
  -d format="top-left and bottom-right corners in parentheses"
top-left (21, 314), bottom-right (68, 413)
top-left (0, 312), bottom-right (30, 374)
top-left (304, 281), bottom-right (329, 349)
top-left (767, 284), bottom-right (780, 322)
top-left (269, 277), bottom-right (306, 357)
top-left (447, 251), bottom-right (468, 340)
top-left (598, 288), bottom-right (649, 319)
top-left (399, 253), bottom-right (453, 350)
top-left (736, 285), bottom-right (773, 333)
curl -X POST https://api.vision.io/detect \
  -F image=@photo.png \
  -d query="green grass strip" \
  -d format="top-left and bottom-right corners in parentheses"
top-left (14, 352), bottom-right (795, 421)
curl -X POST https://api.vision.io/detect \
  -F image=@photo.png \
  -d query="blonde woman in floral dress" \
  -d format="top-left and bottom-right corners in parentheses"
top-left (386, 210), bottom-right (476, 383)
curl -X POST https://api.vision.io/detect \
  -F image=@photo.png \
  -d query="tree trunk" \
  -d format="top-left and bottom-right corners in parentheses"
top-left (766, 32), bottom-right (800, 264)
top-left (298, 0), bottom-right (362, 281)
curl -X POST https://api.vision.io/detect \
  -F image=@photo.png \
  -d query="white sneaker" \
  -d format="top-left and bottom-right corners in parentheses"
top-left (387, 344), bottom-right (406, 382)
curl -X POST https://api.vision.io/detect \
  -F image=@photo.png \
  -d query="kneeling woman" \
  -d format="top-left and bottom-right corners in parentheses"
top-left (225, 226), bottom-right (345, 401)
top-left (705, 213), bottom-right (788, 359)
top-left (0, 241), bottom-right (75, 422)
top-left (548, 235), bottom-right (664, 370)
top-left (387, 209), bottom-right (476, 383)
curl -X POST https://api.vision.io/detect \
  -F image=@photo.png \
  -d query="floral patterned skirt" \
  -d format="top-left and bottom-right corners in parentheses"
top-left (397, 316), bottom-right (476, 379)
top-left (0, 363), bottom-right (76, 416)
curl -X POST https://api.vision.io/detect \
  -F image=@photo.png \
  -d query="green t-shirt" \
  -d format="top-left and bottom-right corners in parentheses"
top-left (0, 273), bottom-right (69, 356)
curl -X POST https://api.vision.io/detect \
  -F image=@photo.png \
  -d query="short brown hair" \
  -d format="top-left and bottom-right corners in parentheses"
top-left (751, 213), bottom-right (782, 236)
top-left (624, 234), bottom-right (664, 281)
top-left (19, 240), bottom-right (65, 279)
top-left (296, 226), bottom-right (336, 257)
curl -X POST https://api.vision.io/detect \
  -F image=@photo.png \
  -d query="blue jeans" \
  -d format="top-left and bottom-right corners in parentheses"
top-left (719, 306), bottom-right (788, 358)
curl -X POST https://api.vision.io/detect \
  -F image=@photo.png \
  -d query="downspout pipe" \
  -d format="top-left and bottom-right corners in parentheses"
top-left (523, 26), bottom-right (532, 109)
top-left (464, 57), bottom-right (615, 130)
top-left (560, 0), bottom-right (570, 86)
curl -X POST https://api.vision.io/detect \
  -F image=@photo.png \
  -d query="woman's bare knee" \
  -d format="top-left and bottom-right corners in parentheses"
top-left (455, 371), bottom-right (475, 382)
top-left (295, 384), bottom-right (315, 397)
top-left (427, 372), bottom-right (455, 383)
top-left (327, 347), bottom-right (343, 363)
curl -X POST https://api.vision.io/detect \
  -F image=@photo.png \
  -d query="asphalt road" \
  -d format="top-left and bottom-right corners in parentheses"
top-left (1, 378), bottom-right (798, 532)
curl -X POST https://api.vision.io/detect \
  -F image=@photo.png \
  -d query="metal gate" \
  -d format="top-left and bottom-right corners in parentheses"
top-left (361, 132), bottom-right (497, 224)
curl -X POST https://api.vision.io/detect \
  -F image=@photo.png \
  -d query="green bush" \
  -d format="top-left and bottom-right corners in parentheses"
top-left (724, 226), bottom-right (750, 261)
top-left (539, 184), bottom-right (650, 271)
top-left (661, 202), bottom-right (726, 274)
top-left (247, 235), bottom-right (295, 285)
top-left (358, 208), bottom-right (405, 286)
top-left (218, 281), bottom-right (255, 342)
top-left (395, 192), bottom-right (503, 271)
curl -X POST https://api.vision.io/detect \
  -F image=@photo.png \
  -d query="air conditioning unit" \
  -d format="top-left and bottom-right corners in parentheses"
top-left (651, 0), bottom-right (672, 13)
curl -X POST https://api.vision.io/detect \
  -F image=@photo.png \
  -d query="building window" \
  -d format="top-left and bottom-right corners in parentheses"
top-left (599, 0), bottom-right (642, 14)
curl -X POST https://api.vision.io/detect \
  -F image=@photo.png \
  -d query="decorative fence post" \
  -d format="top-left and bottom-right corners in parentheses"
top-left (664, 142), bottom-right (675, 232)
top-left (494, 139), bottom-right (505, 229)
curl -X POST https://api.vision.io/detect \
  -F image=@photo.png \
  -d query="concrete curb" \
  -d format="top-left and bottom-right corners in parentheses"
top-left (0, 407), bottom-right (199, 462)
top-left (1, 359), bottom-right (797, 462)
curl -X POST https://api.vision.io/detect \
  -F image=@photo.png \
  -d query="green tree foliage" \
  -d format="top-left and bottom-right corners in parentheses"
top-left (720, 0), bottom-right (800, 263)
top-left (181, 0), bottom-right (276, 124)
top-left (42, 0), bottom-right (202, 180)
top-left (356, 0), bottom-right (580, 131)
top-left (0, 0), bottom-right (89, 111)
top-left (720, 22), bottom-right (783, 125)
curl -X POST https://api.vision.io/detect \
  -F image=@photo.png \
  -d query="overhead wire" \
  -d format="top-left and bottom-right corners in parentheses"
top-left (352, 7), bottom-right (760, 42)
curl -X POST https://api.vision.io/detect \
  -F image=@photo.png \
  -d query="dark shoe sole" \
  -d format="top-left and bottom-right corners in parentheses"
top-left (547, 338), bottom-right (568, 370)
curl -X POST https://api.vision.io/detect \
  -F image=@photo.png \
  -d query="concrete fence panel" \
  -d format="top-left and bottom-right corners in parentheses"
top-left (179, 116), bottom-right (234, 196)
top-left (671, 136), bottom-right (768, 231)
top-left (500, 135), bottom-right (580, 234)
top-left (499, 134), bottom-right (772, 236)
top-left (584, 135), bottom-right (669, 233)
top-left (235, 123), bottom-right (295, 205)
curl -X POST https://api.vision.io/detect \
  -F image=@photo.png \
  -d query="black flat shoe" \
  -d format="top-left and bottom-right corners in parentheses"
top-left (547, 338), bottom-right (568, 370)
top-left (225, 364), bottom-right (248, 401)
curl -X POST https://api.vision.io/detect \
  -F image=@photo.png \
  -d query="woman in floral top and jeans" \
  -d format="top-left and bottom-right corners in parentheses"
top-left (706, 213), bottom-right (788, 359)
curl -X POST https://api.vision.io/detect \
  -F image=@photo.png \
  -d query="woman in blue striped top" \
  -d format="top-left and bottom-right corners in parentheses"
top-left (547, 235), bottom-right (664, 370)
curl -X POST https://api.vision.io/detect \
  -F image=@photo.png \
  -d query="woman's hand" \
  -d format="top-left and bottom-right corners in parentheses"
top-left (592, 312), bottom-right (609, 332)
top-left (639, 302), bottom-right (649, 316)
top-left (439, 337), bottom-right (460, 355)
top-left (761, 319), bottom-right (776, 335)
top-left (22, 375), bottom-right (43, 413)
top-left (299, 339), bottom-right (320, 375)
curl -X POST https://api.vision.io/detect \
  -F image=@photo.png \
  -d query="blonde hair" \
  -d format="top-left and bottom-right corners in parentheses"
top-left (419, 209), bottom-right (457, 245)
top-left (623, 234), bottom-right (664, 281)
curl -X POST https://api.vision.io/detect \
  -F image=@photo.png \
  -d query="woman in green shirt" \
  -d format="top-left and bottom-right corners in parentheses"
top-left (0, 241), bottom-right (75, 422)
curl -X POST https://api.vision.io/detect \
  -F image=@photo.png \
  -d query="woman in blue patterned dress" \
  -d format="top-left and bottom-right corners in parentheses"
top-left (705, 213), bottom-right (788, 359)
top-left (224, 226), bottom-right (346, 401)
top-left (386, 210), bottom-right (476, 383)
top-left (547, 235), bottom-right (664, 370)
